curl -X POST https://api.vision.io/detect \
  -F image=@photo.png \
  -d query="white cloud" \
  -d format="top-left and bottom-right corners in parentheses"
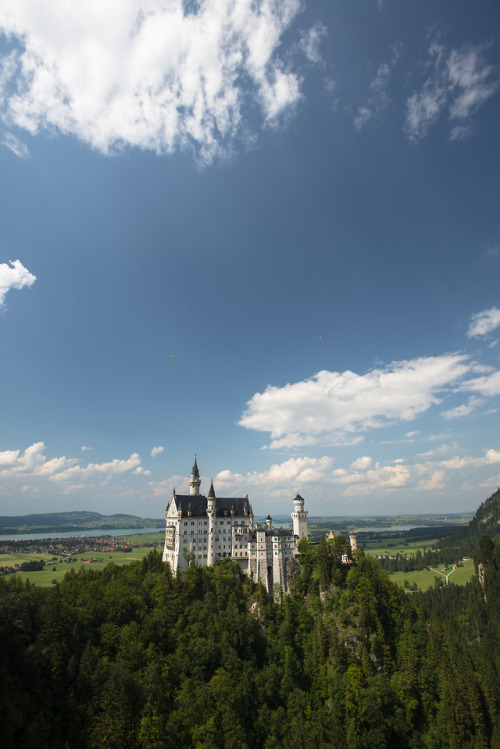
top-left (0, 442), bottom-right (76, 477)
top-left (467, 307), bottom-right (500, 338)
top-left (405, 42), bottom-right (498, 142)
top-left (458, 370), bottom-right (500, 398)
top-left (0, 259), bottom-right (36, 307)
top-left (351, 456), bottom-right (372, 470)
top-left (441, 396), bottom-right (485, 420)
top-left (215, 456), bottom-right (333, 493)
top-left (151, 445), bottom-right (164, 458)
top-left (52, 453), bottom-right (142, 482)
top-left (354, 62), bottom-right (391, 131)
top-left (0, 442), bottom-right (149, 492)
top-left (0, 0), bottom-right (305, 164)
top-left (299, 22), bottom-right (327, 64)
top-left (329, 445), bottom-right (500, 498)
top-left (239, 354), bottom-right (473, 448)
top-left (1, 132), bottom-right (29, 157)
top-left (81, 445), bottom-right (92, 452)
top-left (354, 44), bottom-right (401, 132)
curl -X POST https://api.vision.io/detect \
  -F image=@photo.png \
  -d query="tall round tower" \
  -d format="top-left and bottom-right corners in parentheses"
top-left (189, 457), bottom-right (201, 496)
top-left (291, 494), bottom-right (308, 539)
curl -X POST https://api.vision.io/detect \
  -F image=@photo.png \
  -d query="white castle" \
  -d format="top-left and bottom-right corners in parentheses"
top-left (162, 458), bottom-right (308, 592)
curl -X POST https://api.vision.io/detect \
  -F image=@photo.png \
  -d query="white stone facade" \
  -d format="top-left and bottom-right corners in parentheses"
top-left (162, 459), bottom-right (308, 592)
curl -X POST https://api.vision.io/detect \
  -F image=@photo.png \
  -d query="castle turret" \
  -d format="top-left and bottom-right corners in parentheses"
top-left (349, 533), bottom-right (358, 554)
top-left (207, 479), bottom-right (216, 566)
top-left (189, 456), bottom-right (201, 496)
top-left (291, 493), bottom-right (308, 539)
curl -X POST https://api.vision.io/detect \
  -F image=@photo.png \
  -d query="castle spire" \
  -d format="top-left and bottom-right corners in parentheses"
top-left (189, 456), bottom-right (201, 496)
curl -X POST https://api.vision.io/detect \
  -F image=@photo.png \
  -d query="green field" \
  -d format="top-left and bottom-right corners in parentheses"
top-left (1, 533), bottom-right (164, 587)
top-left (363, 536), bottom-right (441, 557)
top-left (389, 558), bottom-right (475, 591)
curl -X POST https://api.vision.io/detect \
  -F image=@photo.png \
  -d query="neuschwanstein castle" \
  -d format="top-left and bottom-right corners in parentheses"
top-left (162, 458), bottom-right (308, 592)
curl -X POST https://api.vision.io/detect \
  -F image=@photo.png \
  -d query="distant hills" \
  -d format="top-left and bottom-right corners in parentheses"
top-left (0, 511), bottom-right (163, 535)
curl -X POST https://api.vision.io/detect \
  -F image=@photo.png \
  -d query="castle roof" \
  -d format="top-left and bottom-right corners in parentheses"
top-left (191, 457), bottom-right (200, 479)
top-left (251, 526), bottom-right (295, 539)
top-left (171, 494), bottom-right (251, 518)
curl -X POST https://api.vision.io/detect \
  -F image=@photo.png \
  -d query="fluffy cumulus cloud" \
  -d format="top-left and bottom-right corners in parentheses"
top-left (214, 456), bottom-right (333, 497)
top-left (0, 0), bottom-right (311, 164)
top-left (328, 445), bottom-right (500, 498)
top-left (239, 354), bottom-right (477, 449)
top-left (0, 442), bottom-right (150, 495)
top-left (467, 307), bottom-right (500, 338)
top-left (151, 445), bottom-right (164, 458)
top-left (405, 42), bottom-right (499, 141)
top-left (0, 259), bottom-right (36, 307)
top-left (194, 444), bottom-right (500, 506)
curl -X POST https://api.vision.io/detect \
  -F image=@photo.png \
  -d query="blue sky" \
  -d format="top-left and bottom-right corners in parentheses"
top-left (0, 0), bottom-right (499, 519)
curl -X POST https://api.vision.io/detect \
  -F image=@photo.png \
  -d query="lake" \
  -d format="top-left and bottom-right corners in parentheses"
top-left (0, 527), bottom-right (164, 541)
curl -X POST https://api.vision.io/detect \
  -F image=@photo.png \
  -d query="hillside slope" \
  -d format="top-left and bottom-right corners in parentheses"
top-left (441, 488), bottom-right (500, 552)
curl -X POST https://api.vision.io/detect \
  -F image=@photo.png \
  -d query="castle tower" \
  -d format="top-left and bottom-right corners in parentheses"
top-left (291, 493), bottom-right (308, 539)
top-left (207, 479), bottom-right (216, 566)
top-left (349, 533), bottom-right (358, 554)
top-left (189, 457), bottom-right (201, 496)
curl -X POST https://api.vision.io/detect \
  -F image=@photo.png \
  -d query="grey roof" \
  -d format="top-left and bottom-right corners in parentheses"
top-left (251, 526), bottom-right (294, 539)
top-left (171, 494), bottom-right (252, 518)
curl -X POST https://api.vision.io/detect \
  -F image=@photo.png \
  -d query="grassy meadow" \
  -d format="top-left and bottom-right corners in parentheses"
top-left (389, 558), bottom-right (475, 591)
top-left (1, 532), bottom-right (164, 587)
top-left (362, 536), bottom-right (441, 557)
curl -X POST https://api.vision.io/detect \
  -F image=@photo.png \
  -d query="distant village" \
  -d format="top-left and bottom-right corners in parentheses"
top-left (0, 534), bottom-right (162, 576)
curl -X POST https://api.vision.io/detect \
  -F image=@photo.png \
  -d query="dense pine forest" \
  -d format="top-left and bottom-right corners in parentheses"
top-left (1, 495), bottom-right (500, 748)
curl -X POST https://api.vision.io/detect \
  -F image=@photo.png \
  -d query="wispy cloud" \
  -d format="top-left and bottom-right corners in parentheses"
top-left (467, 307), bottom-right (500, 338)
top-left (299, 22), bottom-right (327, 65)
top-left (151, 445), bottom-right (164, 459)
top-left (405, 42), bottom-right (498, 142)
top-left (354, 44), bottom-right (401, 131)
top-left (1, 132), bottom-right (29, 158)
top-left (441, 396), bottom-right (485, 420)
top-left (239, 354), bottom-right (478, 449)
top-left (0, 259), bottom-right (36, 307)
top-left (0, 0), bottom-right (306, 164)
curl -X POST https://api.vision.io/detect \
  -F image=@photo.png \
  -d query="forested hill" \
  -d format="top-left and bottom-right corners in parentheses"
top-left (441, 487), bottom-right (500, 552)
top-left (1, 532), bottom-right (500, 747)
top-left (0, 510), bottom-right (162, 534)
